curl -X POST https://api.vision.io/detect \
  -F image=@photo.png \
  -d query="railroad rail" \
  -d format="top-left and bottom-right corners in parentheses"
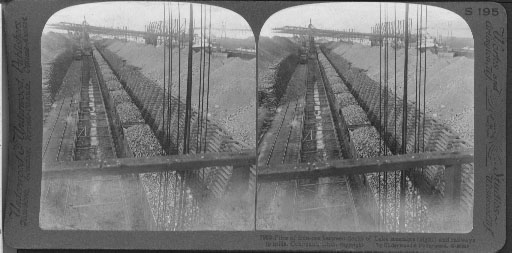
top-left (301, 49), bottom-right (342, 162)
top-left (319, 44), bottom-right (475, 218)
top-left (42, 39), bottom-right (256, 231)
top-left (75, 52), bottom-right (117, 160)
top-left (42, 61), bottom-right (82, 164)
top-left (257, 39), bottom-right (358, 231)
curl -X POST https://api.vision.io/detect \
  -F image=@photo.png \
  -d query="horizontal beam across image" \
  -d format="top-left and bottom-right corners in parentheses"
top-left (43, 150), bottom-right (256, 178)
top-left (258, 149), bottom-right (474, 182)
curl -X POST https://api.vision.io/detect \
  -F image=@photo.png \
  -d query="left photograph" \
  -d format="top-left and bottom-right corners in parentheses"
top-left (40, 2), bottom-right (256, 230)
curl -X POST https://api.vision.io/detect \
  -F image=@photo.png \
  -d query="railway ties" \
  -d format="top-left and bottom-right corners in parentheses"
top-left (95, 43), bottom-right (257, 230)
top-left (75, 54), bottom-right (117, 160)
top-left (257, 43), bottom-right (358, 231)
top-left (258, 64), bottom-right (307, 165)
top-left (293, 46), bottom-right (357, 231)
top-left (43, 61), bottom-right (83, 164)
top-left (317, 43), bottom-right (476, 232)
top-left (301, 58), bottom-right (342, 162)
top-left (41, 49), bottom-right (139, 230)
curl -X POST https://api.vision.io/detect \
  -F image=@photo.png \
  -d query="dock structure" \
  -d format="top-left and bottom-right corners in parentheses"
top-left (41, 4), bottom-right (256, 231)
top-left (42, 3), bottom-right (473, 233)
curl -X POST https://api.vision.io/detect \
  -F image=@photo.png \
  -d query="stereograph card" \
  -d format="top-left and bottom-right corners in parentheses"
top-left (1, 0), bottom-right (508, 251)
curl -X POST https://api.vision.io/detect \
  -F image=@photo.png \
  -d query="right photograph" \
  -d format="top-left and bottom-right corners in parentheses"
top-left (256, 2), bottom-right (474, 233)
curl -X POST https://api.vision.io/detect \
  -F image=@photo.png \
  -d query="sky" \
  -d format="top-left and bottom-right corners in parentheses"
top-left (261, 2), bottom-right (473, 39)
top-left (44, 2), bottom-right (254, 38)
top-left (44, 2), bottom-right (472, 39)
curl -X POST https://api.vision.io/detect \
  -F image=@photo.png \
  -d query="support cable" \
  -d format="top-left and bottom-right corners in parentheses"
top-left (200, 6), bottom-right (207, 153)
top-left (183, 4), bottom-right (194, 154)
top-left (162, 167), bottom-right (170, 229)
top-left (399, 3), bottom-right (410, 232)
top-left (163, 3), bottom-right (167, 153)
top-left (423, 6), bottom-right (428, 152)
top-left (378, 3), bottom-right (382, 230)
top-left (417, 5), bottom-right (423, 153)
top-left (177, 3), bottom-right (181, 153)
top-left (168, 2), bottom-right (173, 154)
top-left (393, 3), bottom-right (399, 232)
top-left (385, 8), bottom-right (389, 156)
top-left (379, 4), bottom-right (383, 157)
top-left (204, 6), bottom-right (212, 153)
top-left (414, 5), bottom-right (419, 154)
top-left (163, 3), bottom-right (172, 229)
top-left (156, 166), bottom-right (164, 228)
top-left (383, 4), bottom-right (389, 229)
top-left (171, 172), bottom-right (177, 230)
top-left (196, 5), bottom-right (204, 152)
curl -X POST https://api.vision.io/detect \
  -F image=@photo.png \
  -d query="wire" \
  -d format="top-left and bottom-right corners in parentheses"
top-left (417, 5), bottom-right (423, 153)
top-left (400, 3), bottom-right (410, 231)
top-left (183, 4), bottom-right (194, 154)
top-left (177, 2), bottom-right (181, 153)
top-left (383, 4), bottom-right (388, 229)
top-left (168, 2), bottom-right (173, 154)
top-left (378, 2), bottom-right (382, 230)
top-left (414, 5), bottom-right (419, 154)
top-left (379, 3), bottom-right (382, 157)
top-left (163, 2), bottom-right (167, 153)
top-left (204, 6), bottom-right (212, 153)
top-left (200, 6), bottom-right (207, 153)
top-left (196, 5), bottom-right (203, 152)
top-left (423, 6), bottom-right (427, 152)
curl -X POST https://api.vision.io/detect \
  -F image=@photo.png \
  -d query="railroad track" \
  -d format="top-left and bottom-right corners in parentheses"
top-left (258, 65), bottom-right (306, 166)
top-left (318, 44), bottom-right (475, 232)
top-left (293, 46), bottom-right (357, 231)
top-left (257, 43), bottom-right (358, 231)
top-left (74, 53), bottom-right (117, 160)
top-left (41, 49), bottom-right (134, 230)
top-left (95, 44), bottom-right (256, 230)
top-left (42, 61), bottom-right (82, 164)
top-left (300, 51), bottom-right (342, 162)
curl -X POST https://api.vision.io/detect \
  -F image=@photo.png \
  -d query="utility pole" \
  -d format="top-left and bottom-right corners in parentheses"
top-left (183, 4), bottom-right (194, 154)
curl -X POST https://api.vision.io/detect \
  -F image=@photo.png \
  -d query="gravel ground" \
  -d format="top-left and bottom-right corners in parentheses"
top-left (337, 93), bottom-right (358, 108)
top-left (125, 124), bottom-right (164, 157)
top-left (326, 42), bottom-right (474, 145)
top-left (106, 79), bottom-right (123, 91)
top-left (41, 32), bottom-right (75, 121)
top-left (342, 105), bottom-right (370, 125)
top-left (317, 52), bottom-right (350, 94)
top-left (257, 49), bottom-right (299, 141)
top-left (350, 126), bottom-right (381, 158)
top-left (116, 102), bottom-right (145, 124)
top-left (320, 45), bottom-right (473, 232)
top-left (111, 89), bottom-right (132, 106)
top-left (104, 40), bottom-right (256, 148)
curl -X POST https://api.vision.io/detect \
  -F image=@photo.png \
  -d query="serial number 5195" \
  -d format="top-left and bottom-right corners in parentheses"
top-left (465, 7), bottom-right (499, 16)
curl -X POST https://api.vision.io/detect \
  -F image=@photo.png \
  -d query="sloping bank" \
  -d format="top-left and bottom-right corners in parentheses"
top-left (41, 32), bottom-right (76, 121)
top-left (257, 36), bottom-right (299, 143)
top-left (94, 41), bottom-right (256, 230)
top-left (257, 54), bottom-right (299, 142)
top-left (320, 45), bottom-right (474, 221)
top-left (103, 39), bottom-right (256, 147)
top-left (327, 42), bottom-right (474, 144)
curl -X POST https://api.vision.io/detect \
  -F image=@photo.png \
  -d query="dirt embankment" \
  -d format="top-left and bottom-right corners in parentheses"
top-left (41, 32), bottom-right (76, 120)
top-left (41, 32), bottom-right (74, 63)
top-left (218, 37), bottom-right (255, 50)
top-left (325, 42), bottom-right (474, 144)
top-left (101, 39), bottom-right (256, 147)
top-left (257, 36), bottom-right (299, 139)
